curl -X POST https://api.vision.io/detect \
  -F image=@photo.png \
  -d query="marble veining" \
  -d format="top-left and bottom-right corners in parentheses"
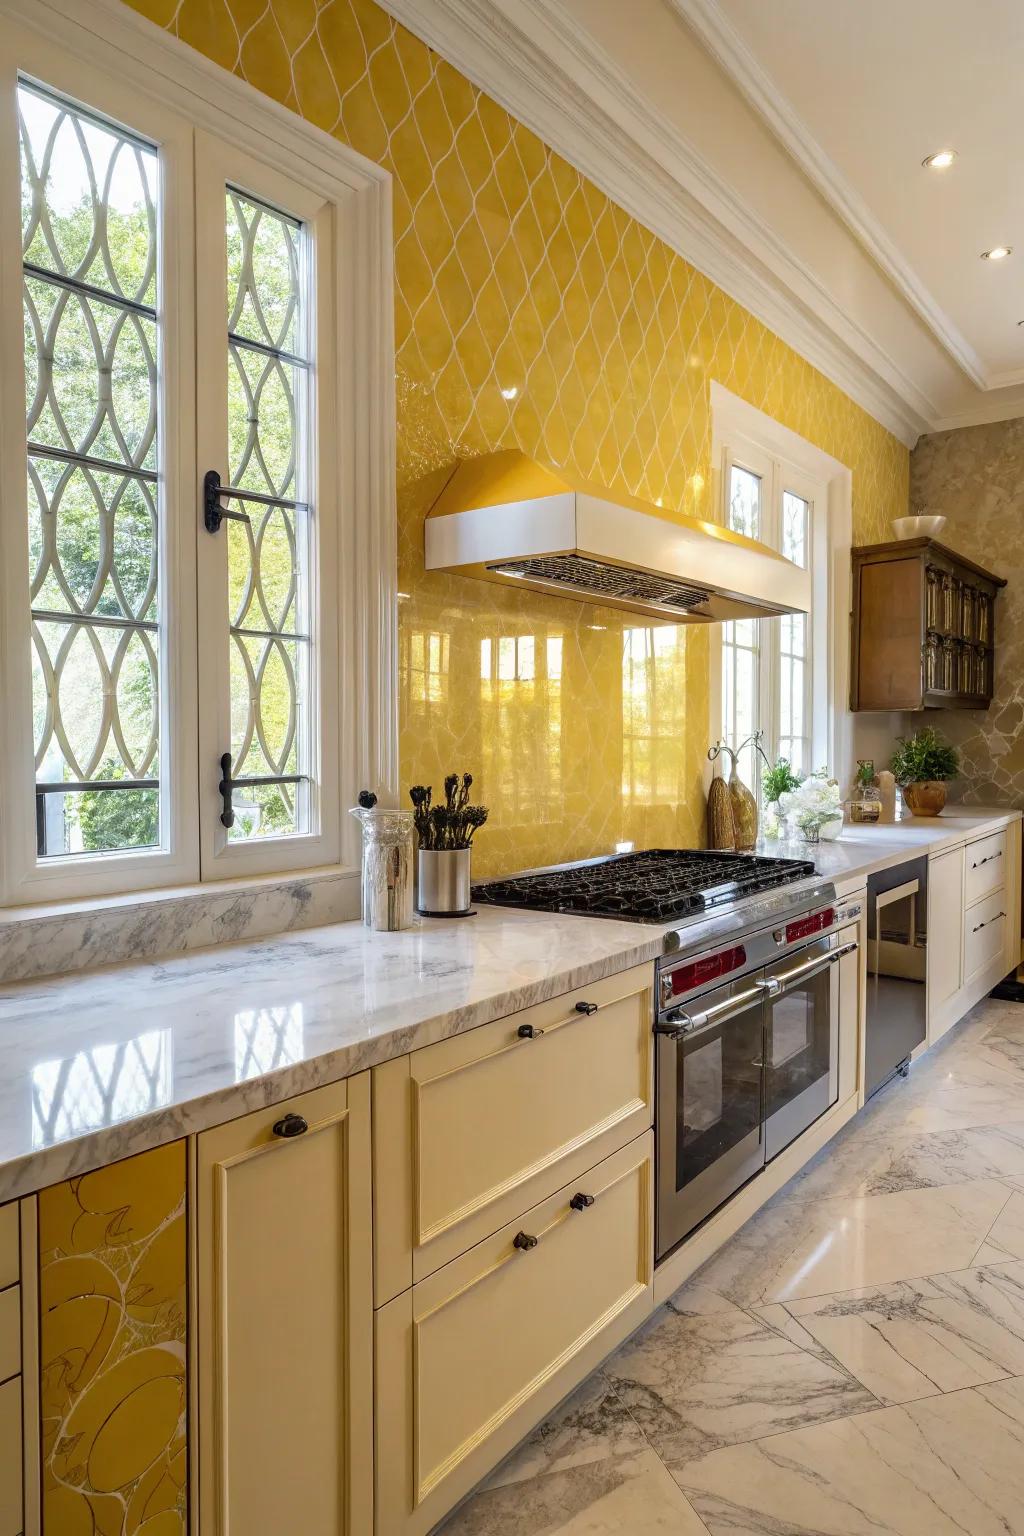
top-left (0, 905), bottom-right (662, 1201)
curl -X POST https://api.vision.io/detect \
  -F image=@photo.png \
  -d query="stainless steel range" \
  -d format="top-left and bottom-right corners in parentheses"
top-left (474, 849), bottom-right (860, 1263)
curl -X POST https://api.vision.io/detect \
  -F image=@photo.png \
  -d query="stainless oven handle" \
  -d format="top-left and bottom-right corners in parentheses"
top-left (655, 980), bottom-right (767, 1042)
top-left (769, 938), bottom-right (859, 994)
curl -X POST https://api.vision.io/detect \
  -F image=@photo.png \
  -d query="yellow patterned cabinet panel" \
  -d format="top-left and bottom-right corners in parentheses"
top-left (374, 962), bottom-right (654, 1300)
top-left (195, 1075), bottom-right (373, 1536)
top-left (38, 1141), bottom-right (187, 1536)
top-left (375, 1130), bottom-right (654, 1536)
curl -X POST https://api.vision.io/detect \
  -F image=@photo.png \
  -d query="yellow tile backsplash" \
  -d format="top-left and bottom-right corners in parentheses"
top-left (128, 0), bottom-right (909, 875)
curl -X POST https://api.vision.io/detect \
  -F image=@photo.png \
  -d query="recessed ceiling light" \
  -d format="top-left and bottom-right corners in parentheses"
top-left (500, 385), bottom-right (518, 400)
top-left (982, 246), bottom-right (1012, 260)
top-left (922, 149), bottom-right (956, 170)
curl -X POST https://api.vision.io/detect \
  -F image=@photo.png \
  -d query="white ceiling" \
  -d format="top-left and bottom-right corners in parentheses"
top-left (712, 0), bottom-right (1024, 388)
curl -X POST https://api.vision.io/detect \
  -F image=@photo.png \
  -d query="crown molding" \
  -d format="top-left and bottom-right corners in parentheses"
top-left (379, 0), bottom-right (931, 447)
top-left (669, 0), bottom-right (994, 393)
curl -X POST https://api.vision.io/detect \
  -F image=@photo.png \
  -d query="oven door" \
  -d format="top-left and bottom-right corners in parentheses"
top-left (656, 973), bottom-right (767, 1260)
top-left (763, 936), bottom-right (850, 1162)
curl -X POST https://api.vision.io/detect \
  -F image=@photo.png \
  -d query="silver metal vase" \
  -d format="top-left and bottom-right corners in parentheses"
top-left (417, 848), bottom-right (473, 917)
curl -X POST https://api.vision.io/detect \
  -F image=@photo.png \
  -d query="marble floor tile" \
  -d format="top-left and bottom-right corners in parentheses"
top-left (663, 1282), bottom-right (745, 1319)
top-left (784, 1261), bottom-right (1024, 1404)
top-left (605, 1304), bottom-right (876, 1463)
top-left (443, 1449), bottom-right (710, 1535)
top-left (482, 1372), bottom-right (647, 1491)
top-left (892, 1057), bottom-right (1024, 1133)
top-left (974, 1188), bottom-right (1024, 1264)
top-left (691, 1178), bottom-right (1014, 1305)
top-left (781, 1120), bottom-right (1024, 1203)
top-left (673, 1374), bottom-right (1024, 1536)
top-left (749, 1301), bottom-right (840, 1361)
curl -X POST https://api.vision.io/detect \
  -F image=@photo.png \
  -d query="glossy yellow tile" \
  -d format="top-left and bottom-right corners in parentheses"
top-left (126, 0), bottom-right (909, 874)
top-left (39, 1141), bottom-right (187, 1536)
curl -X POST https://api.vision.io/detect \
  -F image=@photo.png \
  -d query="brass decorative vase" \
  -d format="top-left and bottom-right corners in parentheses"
top-left (901, 780), bottom-right (947, 818)
top-left (728, 767), bottom-right (758, 851)
top-left (707, 774), bottom-right (736, 850)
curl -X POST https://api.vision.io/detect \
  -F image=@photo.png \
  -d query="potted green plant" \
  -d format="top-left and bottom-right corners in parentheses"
top-left (889, 727), bottom-right (960, 817)
top-left (761, 757), bottom-right (802, 840)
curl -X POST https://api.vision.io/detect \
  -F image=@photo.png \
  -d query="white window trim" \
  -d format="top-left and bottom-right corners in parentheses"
top-left (0, 0), bottom-right (397, 904)
top-left (709, 381), bottom-right (853, 800)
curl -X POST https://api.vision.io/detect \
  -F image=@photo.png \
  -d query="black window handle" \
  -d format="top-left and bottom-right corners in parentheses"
top-left (513, 1231), bottom-right (539, 1251)
top-left (272, 1112), bottom-right (308, 1139)
top-left (574, 1001), bottom-right (598, 1016)
top-left (569, 1192), bottom-right (595, 1211)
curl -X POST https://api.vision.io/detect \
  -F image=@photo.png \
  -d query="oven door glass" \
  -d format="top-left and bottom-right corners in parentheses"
top-left (763, 939), bottom-right (838, 1161)
top-left (657, 976), bottom-right (766, 1256)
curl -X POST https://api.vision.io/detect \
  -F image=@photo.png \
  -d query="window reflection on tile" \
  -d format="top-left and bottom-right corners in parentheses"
top-left (31, 1029), bottom-right (172, 1147)
top-left (622, 626), bottom-right (686, 806)
top-left (234, 1004), bottom-right (304, 1081)
top-left (480, 629), bottom-right (563, 825)
top-left (405, 628), bottom-right (450, 707)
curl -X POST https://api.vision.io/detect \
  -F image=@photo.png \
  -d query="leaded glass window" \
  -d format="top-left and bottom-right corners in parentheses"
top-left (19, 81), bottom-right (162, 857)
top-left (221, 189), bottom-right (312, 841)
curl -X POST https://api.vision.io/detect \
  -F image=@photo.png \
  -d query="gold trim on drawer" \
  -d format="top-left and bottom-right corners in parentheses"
top-left (0, 1204), bottom-right (18, 1292)
top-left (0, 1285), bottom-right (19, 1385)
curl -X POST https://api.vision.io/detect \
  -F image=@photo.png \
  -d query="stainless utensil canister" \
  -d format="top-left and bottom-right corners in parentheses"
top-left (417, 848), bottom-right (472, 916)
top-left (349, 807), bottom-right (415, 931)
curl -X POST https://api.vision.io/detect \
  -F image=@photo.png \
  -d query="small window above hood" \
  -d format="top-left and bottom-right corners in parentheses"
top-left (424, 451), bottom-right (809, 623)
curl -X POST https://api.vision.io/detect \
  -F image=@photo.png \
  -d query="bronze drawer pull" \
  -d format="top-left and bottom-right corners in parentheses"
top-left (513, 1231), bottom-right (539, 1251)
top-left (272, 1112), bottom-right (308, 1139)
top-left (972, 911), bottom-right (1006, 933)
top-left (517, 1023), bottom-right (544, 1039)
top-left (972, 850), bottom-right (1002, 869)
top-left (574, 1001), bottom-right (599, 1016)
top-left (569, 1192), bottom-right (595, 1212)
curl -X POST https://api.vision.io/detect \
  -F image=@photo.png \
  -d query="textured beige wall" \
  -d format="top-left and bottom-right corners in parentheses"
top-left (910, 419), bottom-right (1024, 805)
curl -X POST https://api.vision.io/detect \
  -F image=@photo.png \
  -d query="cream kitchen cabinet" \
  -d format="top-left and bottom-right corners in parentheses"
top-left (375, 1131), bottom-right (654, 1536)
top-left (928, 845), bottom-right (966, 1044)
top-left (373, 962), bottom-right (654, 1304)
top-left (928, 820), bottom-right (1022, 1045)
top-left (0, 1196), bottom-right (38, 1536)
top-left (194, 1075), bottom-right (373, 1536)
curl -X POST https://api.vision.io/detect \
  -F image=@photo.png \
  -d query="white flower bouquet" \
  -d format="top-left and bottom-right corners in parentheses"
top-left (778, 770), bottom-right (843, 843)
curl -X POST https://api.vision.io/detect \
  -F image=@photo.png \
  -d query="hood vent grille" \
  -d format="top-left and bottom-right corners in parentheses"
top-left (488, 554), bottom-right (712, 613)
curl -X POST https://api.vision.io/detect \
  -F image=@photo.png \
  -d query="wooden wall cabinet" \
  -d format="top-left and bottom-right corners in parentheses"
top-left (851, 539), bottom-right (1005, 711)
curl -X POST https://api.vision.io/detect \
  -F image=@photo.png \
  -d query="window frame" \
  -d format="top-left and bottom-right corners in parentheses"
top-left (0, 1), bottom-right (396, 906)
top-left (710, 383), bottom-right (851, 804)
top-left (194, 135), bottom-right (341, 878)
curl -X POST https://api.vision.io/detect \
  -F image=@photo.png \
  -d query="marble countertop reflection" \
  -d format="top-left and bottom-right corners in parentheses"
top-left (0, 906), bottom-right (663, 1200)
top-left (1, 806), bottom-right (1019, 1201)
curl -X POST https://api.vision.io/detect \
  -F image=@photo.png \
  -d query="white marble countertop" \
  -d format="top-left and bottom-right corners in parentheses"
top-left (0, 805), bottom-right (1018, 1201)
top-left (760, 807), bottom-right (1023, 891)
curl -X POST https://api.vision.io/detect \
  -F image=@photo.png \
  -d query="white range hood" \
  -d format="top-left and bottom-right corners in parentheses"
top-left (424, 451), bottom-right (810, 623)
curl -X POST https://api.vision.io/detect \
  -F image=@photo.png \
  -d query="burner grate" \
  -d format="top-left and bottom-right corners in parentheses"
top-left (472, 848), bottom-right (815, 923)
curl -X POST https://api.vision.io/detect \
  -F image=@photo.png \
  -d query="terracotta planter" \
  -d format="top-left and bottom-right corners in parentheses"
top-left (901, 780), bottom-right (948, 817)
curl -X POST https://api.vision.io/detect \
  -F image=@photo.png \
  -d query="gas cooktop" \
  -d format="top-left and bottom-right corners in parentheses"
top-left (471, 849), bottom-right (816, 924)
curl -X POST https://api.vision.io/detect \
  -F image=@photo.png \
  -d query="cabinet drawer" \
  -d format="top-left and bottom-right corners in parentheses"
top-left (378, 963), bottom-right (653, 1290)
top-left (0, 1204), bottom-right (17, 1293)
top-left (964, 888), bottom-right (1008, 983)
top-left (0, 1285), bottom-right (18, 1385)
top-left (376, 1131), bottom-right (653, 1535)
top-left (965, 831), bottom-right (1007, 906)
top-left (0, 1373), bottom-right (21, 1536)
